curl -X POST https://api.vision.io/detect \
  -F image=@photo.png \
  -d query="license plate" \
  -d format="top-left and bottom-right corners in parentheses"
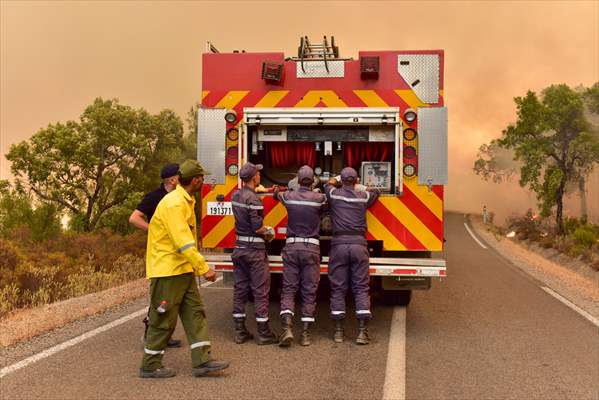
top-left (207, 202), bottom-right (233, 216)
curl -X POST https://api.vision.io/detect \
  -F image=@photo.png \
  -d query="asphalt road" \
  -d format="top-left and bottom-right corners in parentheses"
top-left (1, 212), bottom-right (598, 399)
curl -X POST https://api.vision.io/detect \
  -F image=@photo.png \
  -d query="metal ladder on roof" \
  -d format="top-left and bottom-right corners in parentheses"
top-left (297, 36), bottom-right (340, 73)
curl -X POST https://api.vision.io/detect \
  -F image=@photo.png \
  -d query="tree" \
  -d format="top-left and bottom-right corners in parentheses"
top-left (474, 84), bottom-right (599, 234)
top-left (182, 102), bottom-right (200, 160)
top-left (6, 98), bottom-right (185, 232)
top-left (0, 180), bottom-right (61, 242)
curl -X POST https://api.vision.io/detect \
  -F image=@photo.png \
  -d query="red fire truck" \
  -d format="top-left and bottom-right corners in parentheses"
top-left (200, 37), bottom-right (447, 305)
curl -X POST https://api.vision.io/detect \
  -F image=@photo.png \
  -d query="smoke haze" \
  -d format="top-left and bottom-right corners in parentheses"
top-left (1, 1), bottom-right (598, 222)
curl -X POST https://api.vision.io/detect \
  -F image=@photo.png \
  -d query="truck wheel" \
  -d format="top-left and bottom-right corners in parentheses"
top-left (382, 289), bottom-right (412, 306)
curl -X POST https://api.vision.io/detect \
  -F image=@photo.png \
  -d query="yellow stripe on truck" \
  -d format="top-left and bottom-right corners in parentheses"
top-left (255, 91), bottom-right (289, 107)
top-left (202, 217), bottom-right (235, 248)
top-left (366, 210), bottom-right (407, 250)
top-left (295, 90), bottom-right (347, 107)
top-left (216, 91), bottom-right (250, 109)
top-left (394, 89), bottom-right (428, 109)
top-left (263, 202), bottom-right (287, 229)
top-left (403, 180), bottom-right (443, 221)
top-left (353, 90), bottom-right (389, 107)
top-left (378, 197), bottom-right (442, 251)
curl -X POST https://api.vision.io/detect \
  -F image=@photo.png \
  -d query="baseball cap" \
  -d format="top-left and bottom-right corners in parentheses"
top-left (160, 163), bottom-right (179, 179)
top-left (297, 165), bottom-right (314, 184)
top-left (178, 160), bottom-right (209, 179)
top-left (340, 167), bottom-right (358, 182)
top-left (239, 162), bottom-right (263, 181)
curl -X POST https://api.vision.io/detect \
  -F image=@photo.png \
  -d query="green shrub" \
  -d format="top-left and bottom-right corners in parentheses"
top-left (563, 217), bottom-right (581, 235)
top-left (572, 226), bottom-right (598, 248)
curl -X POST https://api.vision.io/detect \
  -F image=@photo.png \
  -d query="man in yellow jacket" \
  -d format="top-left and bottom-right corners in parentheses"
top-left (140, 160), bottom-right (229, 379)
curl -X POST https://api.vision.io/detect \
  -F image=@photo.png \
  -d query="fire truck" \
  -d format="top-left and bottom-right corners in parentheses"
top-left (200, 37), bottom-right (447, 306)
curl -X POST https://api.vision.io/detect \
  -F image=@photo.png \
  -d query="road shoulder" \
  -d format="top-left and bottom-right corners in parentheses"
top-left (0, 278), bottom-right (148, 349)
top-left (468, 214), bottom-right (599, 320)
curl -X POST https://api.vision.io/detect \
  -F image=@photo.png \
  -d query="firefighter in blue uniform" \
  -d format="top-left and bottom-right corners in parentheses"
top-left (326, 167), bottom-right (379, 344)
top-left (230, 162), bottom-right (277, 345)
top-left (274, 165), bottom-right (327, 347)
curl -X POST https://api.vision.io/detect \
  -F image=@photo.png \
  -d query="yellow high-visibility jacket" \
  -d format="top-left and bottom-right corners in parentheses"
top-left (146, 185), bottom-right (210, 278)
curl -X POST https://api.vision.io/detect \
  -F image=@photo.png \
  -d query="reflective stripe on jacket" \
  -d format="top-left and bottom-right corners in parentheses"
top-left (146, 185), bottom-right (209, 278)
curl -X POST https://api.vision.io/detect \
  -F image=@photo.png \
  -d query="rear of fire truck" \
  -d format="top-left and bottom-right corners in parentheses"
top-left (199, 37), bottom-right (447, 306)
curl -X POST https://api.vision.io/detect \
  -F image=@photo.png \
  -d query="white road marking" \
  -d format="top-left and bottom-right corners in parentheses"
top-left (463, 222), bottom-right (488, 249)
top-left (0, 308), bottom-right (147, 379)
top-left (382, 307), bottom-right (406, 400)
top-left (0, 277), bottom-right (223, 379)
top-left (541, 286), bottom-right (599, 327)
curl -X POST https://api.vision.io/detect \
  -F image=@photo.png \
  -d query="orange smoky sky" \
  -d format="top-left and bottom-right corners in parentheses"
top-left (1, 1), bottom-right (598, 222)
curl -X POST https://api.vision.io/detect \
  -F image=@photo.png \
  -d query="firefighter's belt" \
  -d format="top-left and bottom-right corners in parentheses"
top-left (285, 237), bottom-right (320, 245)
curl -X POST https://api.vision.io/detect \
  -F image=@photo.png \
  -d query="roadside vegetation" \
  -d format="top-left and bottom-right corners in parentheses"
top-left (475, 83), bottom-right (599, 234)
top-left (475, 82), bottom-right (599, 269)
top-left (484, 210), bottom-right (599, 271)
top-left (0, 98), bottom-right (197, 319)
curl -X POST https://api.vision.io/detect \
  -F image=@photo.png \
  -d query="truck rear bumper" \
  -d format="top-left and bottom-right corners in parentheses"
top-left (203, 254), bottom-right (446, 278)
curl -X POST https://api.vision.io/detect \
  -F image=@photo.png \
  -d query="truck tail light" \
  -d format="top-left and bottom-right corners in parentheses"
top-left (403, 128), bottom-right (417, 141)
top-left (227, 146), bottom-right (238, 159)
top-left (403, 164), bottom-right (416, 177)
top-left (227, 128), bottom-right (239, 141)
top-left (360, 56), bottom-right (379, 79)
top-left (225, 110), bottom-right (237, 124)
top-left (403, 146), bottom-right (417, 159)
top-left (227, 164), bottom-right (238, 176)
top-left (262, 61), bottom-right (283, 83)
top-left (404, 109), bottom-right (417, 124)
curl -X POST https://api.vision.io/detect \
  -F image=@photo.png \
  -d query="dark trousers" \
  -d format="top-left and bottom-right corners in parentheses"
top-left (280, 243), bottom-right (320, 321)
top-left (328, 243), bottom-right (372, 320)
top-left (141, 273), bottom-right (211, 371)
top-left (231, 247), bottom-right (270, 321)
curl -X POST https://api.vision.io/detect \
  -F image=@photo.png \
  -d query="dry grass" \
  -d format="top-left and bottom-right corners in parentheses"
top-left (0, 277), bottom-right (148, 348)
top-left (0, 230), bottom-right (147, 319)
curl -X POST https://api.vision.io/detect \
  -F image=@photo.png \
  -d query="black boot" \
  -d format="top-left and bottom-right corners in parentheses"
top-left (256, 321), bottom-right (277, 345)
top-left (234, 318), bottom-right (253, 344)
top-left (356, 319), bottom-right (370, 345)
top-left (333, 319), bottom-right (344, 343)
top-left (278, 314), bottom-right (294, 347)
top-left (300, 322), bottom-right (312, 346)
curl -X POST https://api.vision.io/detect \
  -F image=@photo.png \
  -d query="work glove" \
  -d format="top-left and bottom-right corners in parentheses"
top-left (263, 226), bottom-right (275, 242)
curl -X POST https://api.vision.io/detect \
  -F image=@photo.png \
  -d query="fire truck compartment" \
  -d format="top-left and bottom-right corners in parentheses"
top-left (242, 107), bottom-right (402, 194)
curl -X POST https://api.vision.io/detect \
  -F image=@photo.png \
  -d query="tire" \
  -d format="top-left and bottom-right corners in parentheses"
top-left (381, 289), bottom-right (412, 306)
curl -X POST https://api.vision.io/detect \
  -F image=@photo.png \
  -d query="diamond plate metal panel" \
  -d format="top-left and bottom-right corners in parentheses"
top-left (418, 107), bottom-right (448, 185)
top-left (397, 55), bottom-right (439, 104)
top-left (197, 108), bottom-right (226, 185)
top-left (296, 60), bottom-right (345, 78)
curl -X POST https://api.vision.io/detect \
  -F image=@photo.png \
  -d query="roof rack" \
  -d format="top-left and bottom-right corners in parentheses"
top-left (206, 41), bottom-right (220, 54)
top-left (295, 35), bottom-right (340, 73)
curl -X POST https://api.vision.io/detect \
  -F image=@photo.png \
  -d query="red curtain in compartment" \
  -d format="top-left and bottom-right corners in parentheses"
top-left (344, 142), bottom-right (394, 169)
top-left (267, 142), bottom-right (316, 168)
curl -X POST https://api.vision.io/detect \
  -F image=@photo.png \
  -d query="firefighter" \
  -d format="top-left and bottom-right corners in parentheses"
top-left (274, 165), bottom-right (327, 347)
top-left (140, 160), bottom-right (229, 378)
top-left (231, 162), bottom-right (277, 345)
top-left (129, 163), bottom-right (182, 349)
top-left (326, 167), bottom-right (379, 345)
